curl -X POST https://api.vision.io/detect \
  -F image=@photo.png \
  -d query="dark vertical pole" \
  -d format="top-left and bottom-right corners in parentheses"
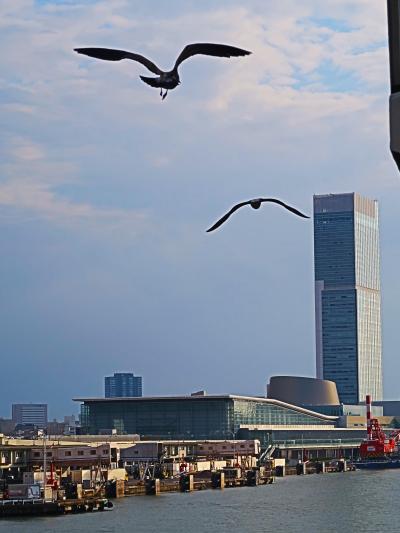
top-left (388, 1), bottom-right (400, 170)
top-left (388, 0), bottom-right (400, 93)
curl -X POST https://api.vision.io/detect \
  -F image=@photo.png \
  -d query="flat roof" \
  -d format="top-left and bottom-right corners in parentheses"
top-left (73, 394), bottom-right (338, 422)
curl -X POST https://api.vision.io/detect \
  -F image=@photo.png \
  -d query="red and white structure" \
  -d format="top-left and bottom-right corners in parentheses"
top-left (360, 395), bottom-right (396, 458)
top-left (366, 394), bottom-right (372, 441)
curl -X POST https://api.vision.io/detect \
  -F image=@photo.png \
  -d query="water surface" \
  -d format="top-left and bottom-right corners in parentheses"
top-left (0, 470), bottom-right (399, 533)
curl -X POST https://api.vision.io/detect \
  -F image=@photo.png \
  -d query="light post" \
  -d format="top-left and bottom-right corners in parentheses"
top-left (230, 430), bottom-right (237, 467)
top-left (38, 429), bottom-right (47, 497)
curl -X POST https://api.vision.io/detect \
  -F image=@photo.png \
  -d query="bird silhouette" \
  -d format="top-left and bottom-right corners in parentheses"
top-left (74, 43), bottom-right (251, 100)
top-left (206, 198), bottom-right (310, 233)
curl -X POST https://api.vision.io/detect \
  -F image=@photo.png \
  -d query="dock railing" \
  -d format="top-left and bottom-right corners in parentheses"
top-left (271, 438), bottom-right (361, 448)
top-left (0, 499), bottom-right (46, 505)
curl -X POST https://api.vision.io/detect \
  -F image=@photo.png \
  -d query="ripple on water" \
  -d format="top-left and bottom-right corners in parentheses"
top-left (0, 471), bottom-right (399, 533)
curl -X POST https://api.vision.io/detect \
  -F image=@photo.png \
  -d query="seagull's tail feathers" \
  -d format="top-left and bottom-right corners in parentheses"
top-left (140, 75), bottom-right (162, 88)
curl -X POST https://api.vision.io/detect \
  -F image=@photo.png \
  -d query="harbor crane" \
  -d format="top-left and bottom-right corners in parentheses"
top-left (359, 395), bottom-right (399, 459)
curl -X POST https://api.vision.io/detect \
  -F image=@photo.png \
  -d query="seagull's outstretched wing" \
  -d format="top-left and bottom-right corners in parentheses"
top-left (174, 43), bottom-right (251, 69)
top-left (206, 201), bottom-right (250, 233)
top-left (74, 48), bottom-right (162, 75)
top-left (259, 198), bottom-right (310, 219)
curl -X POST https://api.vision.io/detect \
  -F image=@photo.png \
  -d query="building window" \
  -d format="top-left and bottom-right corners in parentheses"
top-left (46, 452), bottom-right (52, 457)
top-left (102, 450), bottom-right (109, 455)
top-left (65, 451), bottom-right (72, 457)
top-left (77, 451), bottom-right (84, 456)
top-left (34, 452), bottom-right (40, 458)
top-left (90, 450), bottom-right (97, 455)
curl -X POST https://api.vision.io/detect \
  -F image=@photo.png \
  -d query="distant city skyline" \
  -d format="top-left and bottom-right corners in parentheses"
top-left (314, 193), bottom-right (383, 403)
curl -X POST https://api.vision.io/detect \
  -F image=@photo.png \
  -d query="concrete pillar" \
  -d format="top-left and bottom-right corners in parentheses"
top-left (145, 478), bottom-right (160, 495)
top-left (296, 462), bottom-right (306, 475)
top-left (246, 469), bottom-right (260, 486)
top-left (211, 472), bottom-right (225, 489)
top-left (179, 474), bottom-right (194, 492)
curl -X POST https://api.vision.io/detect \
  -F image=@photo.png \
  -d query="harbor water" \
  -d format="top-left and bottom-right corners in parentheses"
top-left (0, 470), bottom-right (399, 533)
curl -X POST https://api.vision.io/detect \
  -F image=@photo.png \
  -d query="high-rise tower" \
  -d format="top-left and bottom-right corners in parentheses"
top-left (12, 404), bottom-right (48, 428)
top-left (313, 193), bottom-right (383, 404)
top-left (105, 372), bottom-right (143, 398)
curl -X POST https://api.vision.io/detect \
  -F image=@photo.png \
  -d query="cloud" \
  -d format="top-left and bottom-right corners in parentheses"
top-left (150, 155), bottom-right (172, 168)
top-left (185, 5), bottom-right (388, 119)
top-left (0, 103), bottom-right (36, 114)
top-left (10, 138), bottom-right (45, 160)
top-left (0, 136), bottom-right (149, 231)
top-left (0, 0), bottom-right (393, 225)
top-left (0, 179), bottom-right (147, 226)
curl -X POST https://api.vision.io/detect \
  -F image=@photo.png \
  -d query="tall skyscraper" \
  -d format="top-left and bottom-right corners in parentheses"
top-left (313, 193), bottom-right (383, 404)
top-left (12, 404), bottom-right (48, 428)
top-left (105, 373), bottom-right (142, 398)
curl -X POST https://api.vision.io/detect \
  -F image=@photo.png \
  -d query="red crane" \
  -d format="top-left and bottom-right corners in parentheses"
top-left (359, 395), bottom-right (396, 458)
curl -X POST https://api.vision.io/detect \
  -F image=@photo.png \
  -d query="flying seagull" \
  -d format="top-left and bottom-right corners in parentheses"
top-left (206, 198), bottom-right (310, 233)
top-left (74, 43), bottom-right (251, 100)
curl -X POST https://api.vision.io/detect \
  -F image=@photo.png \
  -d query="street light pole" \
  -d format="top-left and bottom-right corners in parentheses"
top-left (42, 432), bottom-right (47, 497)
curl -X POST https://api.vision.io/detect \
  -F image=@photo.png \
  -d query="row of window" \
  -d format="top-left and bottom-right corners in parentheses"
top-left (32, 449), bottom-right (108, 458)
top-left (82, 399), bottom-right (330, 436)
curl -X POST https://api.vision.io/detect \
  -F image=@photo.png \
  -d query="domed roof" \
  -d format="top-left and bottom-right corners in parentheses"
top-left (267, 376), bottom-right (340, 406)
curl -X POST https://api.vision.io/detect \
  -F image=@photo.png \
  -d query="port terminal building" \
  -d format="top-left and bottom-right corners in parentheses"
top-left (76, 394), bottom-right (336, 439)
top-left (75, 394), bottom-right (371, 449)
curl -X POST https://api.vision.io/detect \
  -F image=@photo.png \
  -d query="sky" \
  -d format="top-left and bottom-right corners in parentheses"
top-left (0, 0), bottom-right (399, 419)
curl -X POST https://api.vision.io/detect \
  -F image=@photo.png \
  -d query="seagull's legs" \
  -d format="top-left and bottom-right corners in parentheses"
top-left (162, 90), bottom-right (168, 101)
top-left (160, 89), bottom-right (163, 97)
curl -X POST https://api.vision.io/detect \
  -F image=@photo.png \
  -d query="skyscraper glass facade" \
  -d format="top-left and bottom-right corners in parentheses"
top-left (105, 373), bottom-right (143, 398)
top-left (314, 193), bottom-right (383, 404)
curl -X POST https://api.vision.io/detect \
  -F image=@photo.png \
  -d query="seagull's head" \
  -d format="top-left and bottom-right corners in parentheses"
top-left (250, 199), bottom-right (262, 209)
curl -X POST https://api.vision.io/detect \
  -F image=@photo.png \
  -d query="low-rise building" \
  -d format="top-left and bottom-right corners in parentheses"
top-left (27, 443), bottom-right (112, 469)
top-left (75, 394), bottom-right (338, 440)
top-left (0, 419), bottom-right (15, 436)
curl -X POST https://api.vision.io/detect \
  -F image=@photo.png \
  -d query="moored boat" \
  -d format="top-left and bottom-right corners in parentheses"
top-left (0, 497), bottom-right (113, 518)
top-left (356, 457), bottom-right (400, 470)
top-left (356, 395), bottom-right (400, 470)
